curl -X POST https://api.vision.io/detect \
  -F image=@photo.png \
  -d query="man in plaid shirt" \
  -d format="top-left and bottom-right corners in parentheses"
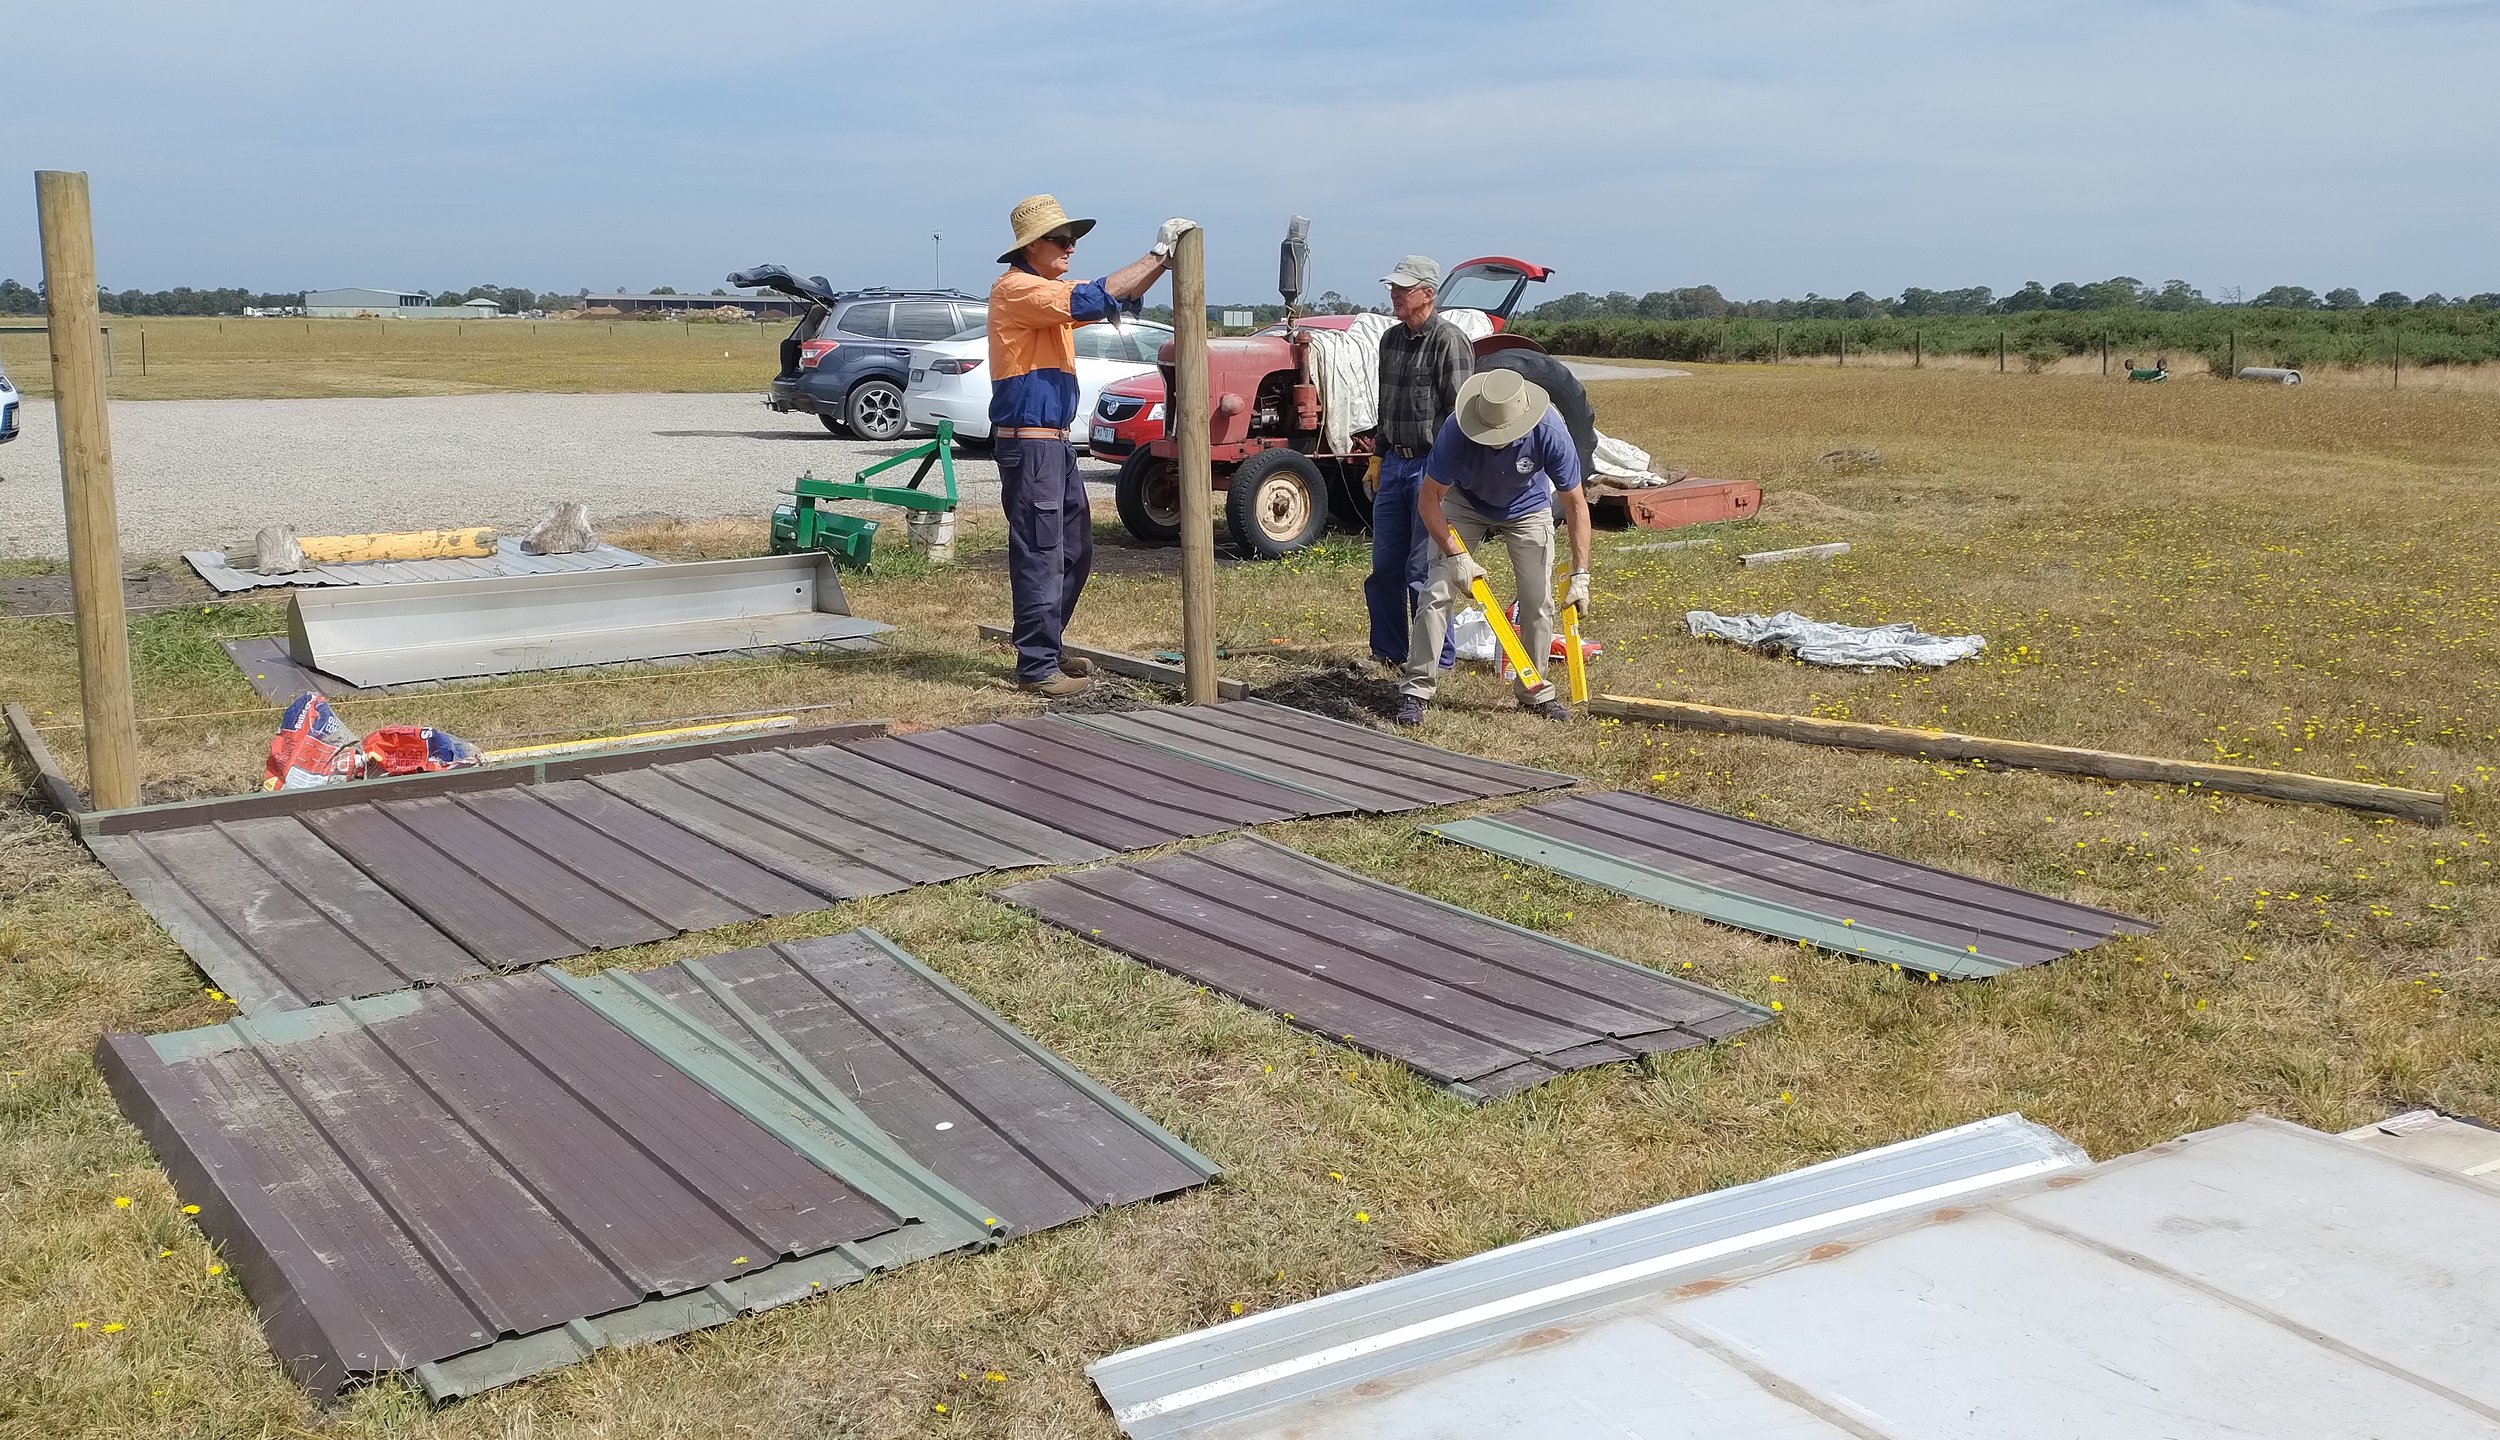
top-left (1365, 255), bottom-right (1475, 668)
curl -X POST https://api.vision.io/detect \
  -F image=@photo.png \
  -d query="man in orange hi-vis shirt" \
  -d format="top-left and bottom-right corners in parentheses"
top-left (989, 196), bottom-right (1195, 696)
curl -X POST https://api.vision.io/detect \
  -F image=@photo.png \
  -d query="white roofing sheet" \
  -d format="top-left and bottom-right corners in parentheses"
top-left (1095, 1115), bottom-right (2500, 1440)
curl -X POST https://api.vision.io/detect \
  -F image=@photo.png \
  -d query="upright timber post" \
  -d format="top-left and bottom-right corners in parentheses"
top-left (1170, 226), bottom-right (1217, 704)
top-left (35, 171), bottom-right (139, 810)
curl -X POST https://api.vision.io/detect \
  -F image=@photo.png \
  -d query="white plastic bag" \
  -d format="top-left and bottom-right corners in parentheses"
top-left (1450, 605), bottom-right (1497, 663)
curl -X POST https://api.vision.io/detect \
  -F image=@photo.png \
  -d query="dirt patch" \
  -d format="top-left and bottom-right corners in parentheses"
top-left (0, 567), bottom-right (211, 619)
top-left (1041, 673), bottom-right (1171, 715)
top-left (1255, 659), bottom-right (1404, 726)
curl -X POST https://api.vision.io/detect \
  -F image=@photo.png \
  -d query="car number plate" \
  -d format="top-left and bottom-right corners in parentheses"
top-left (1090, 425), bottom-right (1116, 445)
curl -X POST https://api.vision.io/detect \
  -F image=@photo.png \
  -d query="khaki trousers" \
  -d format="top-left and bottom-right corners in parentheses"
top-left (1402, 491), bottom-right (1556, 704)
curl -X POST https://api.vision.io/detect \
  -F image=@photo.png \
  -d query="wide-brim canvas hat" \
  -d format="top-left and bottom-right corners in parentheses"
top-left (999, 194), bottom-right (1096, 264)
top-left (1454, 368), bottom-right (1549, 447)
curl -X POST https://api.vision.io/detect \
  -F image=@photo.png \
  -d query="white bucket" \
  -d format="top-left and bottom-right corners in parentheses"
top-left (907, 508), bottom-right (958, 562)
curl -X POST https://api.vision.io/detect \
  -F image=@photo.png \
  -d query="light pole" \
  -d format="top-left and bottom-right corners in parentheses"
top-left (932, 232), bottom-right (942, 289)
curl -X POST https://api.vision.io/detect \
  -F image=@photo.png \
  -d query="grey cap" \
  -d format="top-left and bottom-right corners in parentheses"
top-left (1381, 255), bottom-right (1441, 289)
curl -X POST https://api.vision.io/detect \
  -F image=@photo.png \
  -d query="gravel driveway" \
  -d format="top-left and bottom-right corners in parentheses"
top-left (0, 393), bottom-right (1117, 559)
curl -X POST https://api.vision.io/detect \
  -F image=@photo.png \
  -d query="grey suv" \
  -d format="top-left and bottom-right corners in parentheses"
top-left (730, 265), bottom-right (982, 441)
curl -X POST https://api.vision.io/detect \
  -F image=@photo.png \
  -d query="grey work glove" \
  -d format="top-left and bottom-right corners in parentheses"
top-left (1151, 218), bottom-right (1200, 258)
top-left (1436, 547), bottom-right (1488, 593)
top-left (1563, 570), bottom-right (1592, 622)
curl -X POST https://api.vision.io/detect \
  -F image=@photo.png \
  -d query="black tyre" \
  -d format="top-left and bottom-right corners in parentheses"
top-left (1225, 448), bottom-right (1332, 559)
top-left (845, 379), bottom-right (907, 441)
top-left (818, 414), bottom-right (846, 434)
top-left (1115, 449), bottom-right (1182, 545)
top-left (1324, 456), bottom-right (1378, 531)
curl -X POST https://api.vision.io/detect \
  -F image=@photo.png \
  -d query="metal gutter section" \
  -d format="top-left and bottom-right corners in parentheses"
top-left (997, 836), bottom-right (1770, 1102)
top-left (286, 552), bottom-right (890, 687)
top-left (1087, 1114), bottom-right (2087, 1438)
top-left (1429, 790), bottom-right (2152, 978)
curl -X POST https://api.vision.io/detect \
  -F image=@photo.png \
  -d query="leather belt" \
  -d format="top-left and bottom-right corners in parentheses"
top-left (1384, 442), bottom-right (1431, 459)
top-left (1000, 426), bottom-right (1068, 439)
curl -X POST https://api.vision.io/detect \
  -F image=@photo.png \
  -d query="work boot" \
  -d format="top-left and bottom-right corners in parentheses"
top-left (1393, 696), bottom-right (1426, 728)
top-left (1059, 655), bottom-right (1095, 678)
top-left (1524, 697), bottom-right (1572, 722)
top-left (1019, 672), bottom-right (1093, 698)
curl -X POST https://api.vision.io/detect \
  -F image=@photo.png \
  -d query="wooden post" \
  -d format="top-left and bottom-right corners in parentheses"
top-left (2228, 331), bottom-right (2236, 375)
top-left (139, 327), bottom-right (147, 376)
top-left (2393, 325), bottom-right (2401, 389)
top-left (2101, 333), bottom-right (2108, 377)
top-left (34, 171), bottom-right (140, 810)
top-left (1999, 331), bottom-right (2007, 372)
top-left (1837, 327), bottom-right (1846, 367)
top-left (1170, 227), bottom-right (1218, 705)
top-left (1772, 326), bottom-right (1781, 364)
top-left (1914, 329), bottom-right (1922, 368)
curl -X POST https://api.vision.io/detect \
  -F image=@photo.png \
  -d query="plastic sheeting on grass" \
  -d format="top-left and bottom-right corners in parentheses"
top-left (1687, 609), bottom-right (1987, 668)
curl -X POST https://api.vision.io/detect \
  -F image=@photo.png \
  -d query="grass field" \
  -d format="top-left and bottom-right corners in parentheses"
top-left (0, 315), bottom-right (787, 401)
top-left (3, 360), bottom-right (2497, 1438)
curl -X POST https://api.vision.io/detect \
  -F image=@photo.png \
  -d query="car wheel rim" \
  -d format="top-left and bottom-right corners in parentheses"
top-left (1258, 473), bottom-right (1312, 541)
top-left (860, 387), bottom-right (902, 434)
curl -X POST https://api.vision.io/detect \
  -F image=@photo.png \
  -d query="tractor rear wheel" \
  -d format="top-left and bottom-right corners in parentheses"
top-left (1324, 456), bottom-right (1378, 531)
top-left (1225, 448), bottom-right (1331, 559)
top-left (1114, 450), bottom-right (1182, 545)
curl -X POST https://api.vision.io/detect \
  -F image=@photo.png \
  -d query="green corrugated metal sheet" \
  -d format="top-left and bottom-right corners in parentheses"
top-left (1428, 816), bottom-right (2018, 979)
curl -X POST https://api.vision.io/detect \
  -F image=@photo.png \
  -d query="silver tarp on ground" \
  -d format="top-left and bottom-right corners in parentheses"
top-left (1686, 609), bottom-right (1987, 668)
top-left (1090, 1114), bottom-right (2500, 1439)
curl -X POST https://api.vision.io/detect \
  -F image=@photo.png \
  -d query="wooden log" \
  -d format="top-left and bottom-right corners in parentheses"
top-left (1588, 694), bottom-right (2446, 825)
top-left (1738, 541), bottom-right (1850, 567)
top-left (1171, 227), bottom-right (1218, 705)
top-left (4, 701), bottom-right (87, 815)
top-left (976, 626), bottom-right (1249, 701)
top-left (294, 527), bottom-right (498, 565)
top-left (36, 172), bottom-right (140, 811)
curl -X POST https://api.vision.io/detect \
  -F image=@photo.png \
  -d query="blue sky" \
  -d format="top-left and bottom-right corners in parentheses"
top-left (4, 0), bottom-right (2495, 303)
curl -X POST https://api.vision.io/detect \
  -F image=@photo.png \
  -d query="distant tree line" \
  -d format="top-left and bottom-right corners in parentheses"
top-left (0, 280), bottom-right (598, 316)
top-left (1527, 277), bottom-right (2500, 323)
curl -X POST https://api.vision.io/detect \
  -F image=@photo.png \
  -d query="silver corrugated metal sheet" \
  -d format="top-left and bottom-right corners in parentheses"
top-left (1091, 1115), bottom-right (2500, 1440)
top-left (182, 540), bottom-right (657, 594)
top-left (286, 553), bottom-right (890, 687)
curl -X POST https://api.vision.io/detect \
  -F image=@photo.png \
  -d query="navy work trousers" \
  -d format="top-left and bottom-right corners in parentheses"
top-left (999, 435), bottom-right (1093, 682)
top-left (1364, 451), bottom-right (1454, 668)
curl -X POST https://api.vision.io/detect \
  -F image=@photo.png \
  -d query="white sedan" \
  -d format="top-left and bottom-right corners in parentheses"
top-left (904, 318), bottom-right (1170, 447)
top-left (0, 359), bottom-right (18, 444)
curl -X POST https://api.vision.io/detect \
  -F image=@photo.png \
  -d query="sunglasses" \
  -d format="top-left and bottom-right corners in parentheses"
top-left (1038, 231), bottom-right (1079, 249)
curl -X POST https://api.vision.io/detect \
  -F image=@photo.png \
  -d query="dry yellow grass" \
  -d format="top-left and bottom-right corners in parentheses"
top-left (2, 362), bottom-right (2496, 1438)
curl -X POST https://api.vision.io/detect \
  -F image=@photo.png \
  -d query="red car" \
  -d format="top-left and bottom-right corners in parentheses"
top-left (1089, 256), bottom-right (1552, 557)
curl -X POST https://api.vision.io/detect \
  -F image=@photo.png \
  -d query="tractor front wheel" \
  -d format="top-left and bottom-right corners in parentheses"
top-left (1114, 450), bottom-right (1183, 545)
top-left (1225, 448), bottom-right (1332, 560)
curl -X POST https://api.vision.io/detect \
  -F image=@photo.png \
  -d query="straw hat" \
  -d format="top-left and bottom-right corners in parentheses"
top-left (1453, 369), bottom-right (1550, 447)
top-left (998, 194), bottom-right (1096, 264)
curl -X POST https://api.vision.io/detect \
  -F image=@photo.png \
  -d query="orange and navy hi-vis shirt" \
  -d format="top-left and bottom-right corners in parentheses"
top-left (987, 262), bottom-right (1120, 430)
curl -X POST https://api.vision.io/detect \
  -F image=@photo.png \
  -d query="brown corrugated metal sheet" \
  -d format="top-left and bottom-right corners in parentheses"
top-left (100, 928), bottom-right (1216, 1402)
top-left (1054, 700), bottom-right (1575, 813)
top-left (82, 724), bottom-right (1115, 1015)
top-left (1429, 791), bottom-right (2154, 978)
top-left (611, 931), bottom-right (1220, 1235)
top-left (95, 969), bottom-right (984, 1402)
top-left (995, 836), bottom-right (1771, 1102)
top-left (839, 716), bottom-right (1345, 850)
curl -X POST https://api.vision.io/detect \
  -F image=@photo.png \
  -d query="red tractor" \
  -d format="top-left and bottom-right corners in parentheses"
top-left (1094, 220), bottom-right (1553, 558)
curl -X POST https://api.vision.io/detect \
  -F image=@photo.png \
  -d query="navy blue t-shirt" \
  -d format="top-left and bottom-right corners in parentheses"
top-left (1424, 408), bottom-right (1581, 520)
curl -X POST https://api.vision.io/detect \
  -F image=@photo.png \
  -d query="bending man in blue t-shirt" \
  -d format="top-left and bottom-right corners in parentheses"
top-left (1397, 368), bottom-right (1592, 727)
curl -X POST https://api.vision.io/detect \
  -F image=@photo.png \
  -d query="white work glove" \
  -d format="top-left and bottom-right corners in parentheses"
top-left (1563, 570), bottom-right (1592, 622)
top-left (1436, 547), bottom-right (1488, 593)
top-left (1151, 218), bottom-right (1200, 258)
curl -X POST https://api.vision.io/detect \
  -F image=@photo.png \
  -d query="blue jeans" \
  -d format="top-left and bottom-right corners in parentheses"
top-left (1364, 452), bottom-right (1452, 667)
top-left (999, 436), bottom-right (1092, 681)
